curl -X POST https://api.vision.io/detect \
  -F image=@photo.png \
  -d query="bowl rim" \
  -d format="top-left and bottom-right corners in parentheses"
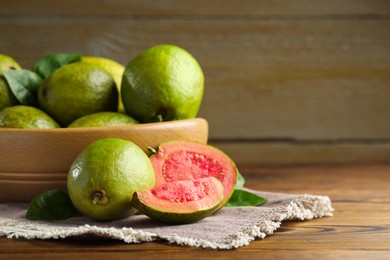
top-left (0, 117), bottom-right (208, 133)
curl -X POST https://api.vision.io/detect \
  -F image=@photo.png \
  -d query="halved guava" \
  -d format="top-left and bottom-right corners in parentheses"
top-left (131, 177), bottom-right (224, 224)
top-left (150, 141), bottom-right (238, 208)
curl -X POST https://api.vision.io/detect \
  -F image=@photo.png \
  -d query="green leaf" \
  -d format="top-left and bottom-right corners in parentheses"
top-left (235, 171), bottom-right (246, 189)
top-left (3, 69), bottom-right (42, 106)
top-left (225, 189), bottom-right (267, 207)
top-left (26, 190), bottom-right (78, 221)
top-left (32, 53), bottom-right (82, 78)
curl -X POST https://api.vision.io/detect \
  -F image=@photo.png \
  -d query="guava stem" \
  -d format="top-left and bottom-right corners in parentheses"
top-left (147, 146), bottom-right (158, 155)
top-left (92, 190), bottom-right (108, 205)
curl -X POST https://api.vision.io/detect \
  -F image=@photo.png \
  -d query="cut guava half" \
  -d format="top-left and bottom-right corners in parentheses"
top-left (131, 177), bottom-right (224, 224)
top-left (150, 141), bottom-right (238, 208)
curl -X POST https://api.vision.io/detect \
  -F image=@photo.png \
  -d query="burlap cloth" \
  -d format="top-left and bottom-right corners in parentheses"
top-left (0, 189), bottom-right (333, 249)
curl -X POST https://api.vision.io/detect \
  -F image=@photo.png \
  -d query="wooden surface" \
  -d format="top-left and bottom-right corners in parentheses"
top-left (1, 2), bottom-right (389, 258)
top-left (0, 0), bottom-right (389, 165)
top-left (0, 164), bottom-right (389, 259)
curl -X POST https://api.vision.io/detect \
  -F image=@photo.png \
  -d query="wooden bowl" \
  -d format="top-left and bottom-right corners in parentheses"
top-left (0, 118), bottom-right (208, 202)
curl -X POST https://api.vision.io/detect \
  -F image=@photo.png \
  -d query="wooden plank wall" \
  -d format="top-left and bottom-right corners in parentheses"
top-left (1, 0), bottom-right (389, 165)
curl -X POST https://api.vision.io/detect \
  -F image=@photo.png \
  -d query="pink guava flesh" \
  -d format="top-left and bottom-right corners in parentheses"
top-left (134, 177), bottom-right (224, 216)
top-left (161, 150), bottom-right (226, 183)
top-left (150, 141), bottom-right (238, 207)
top-left (151, 178), bottom-right (212, 203)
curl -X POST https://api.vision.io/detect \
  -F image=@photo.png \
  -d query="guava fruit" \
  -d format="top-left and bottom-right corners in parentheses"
top-left (81, 56), bottom-right (125, 112)
top-left (121, 45), bottom-right (204, 123)
top-left (0, 54), bottom-right (21, 110)
top-left (132, 177), bottom-right (224, 224)
top-left (150, 141), bottom-right (238, 208)
top-left (67, 111), bottom-right (138, 128)
top-left (67, 138), bottom-right (155, 221)
top-left (0, 53), bottom-right (21, 74)
top-left (0, 105), bottom-right (60, 129)
top-left (38, 61), bottom-right (118, 126)
top-left (0, 77), bottom-right (19, 111)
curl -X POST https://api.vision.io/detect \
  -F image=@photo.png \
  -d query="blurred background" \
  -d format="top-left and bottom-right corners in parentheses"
top-left (1, 0), bottom-right (389, 165)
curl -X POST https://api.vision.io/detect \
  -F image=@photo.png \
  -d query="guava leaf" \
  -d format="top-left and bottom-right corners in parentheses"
top-left (26, 190), bottom-right (78, 221)
top-left (32, 53), bottom-right (82, 78)
top-left (235, 171), bottom-right (246, 189)
top-left (3, 69), bottom-right (42, 106)
top-left (225, 189), bottom-right (267, 207)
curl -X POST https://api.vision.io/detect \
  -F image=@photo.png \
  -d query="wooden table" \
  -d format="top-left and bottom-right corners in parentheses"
top-left (1, 164), bottom-right (389, 259)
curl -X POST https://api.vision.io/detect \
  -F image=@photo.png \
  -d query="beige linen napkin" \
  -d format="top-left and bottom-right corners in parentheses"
top-left (0, 189), bottom-right (333, 249)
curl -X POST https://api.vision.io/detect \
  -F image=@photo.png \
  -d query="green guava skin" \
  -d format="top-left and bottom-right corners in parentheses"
top-left (67, 138), bottom-right (155, 221)
top-left (121, 45), bottom-right (204, 123)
